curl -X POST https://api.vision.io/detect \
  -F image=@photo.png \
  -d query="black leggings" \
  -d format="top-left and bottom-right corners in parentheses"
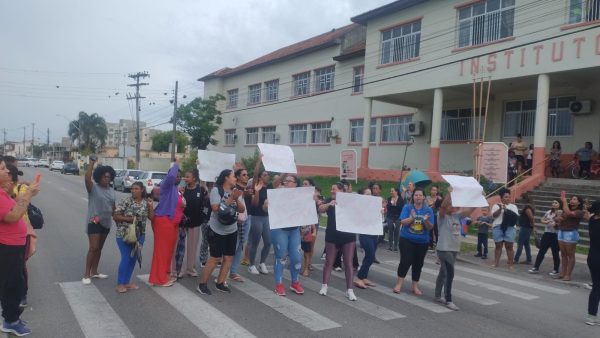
top-left (397, 237), bottom-right (429, 281)
top-left (588, 250), bottom-right (600, 316)
top-left (0, 244), bottom-right (26, 323)
top-left (533, 232), bottom-right (560, 271)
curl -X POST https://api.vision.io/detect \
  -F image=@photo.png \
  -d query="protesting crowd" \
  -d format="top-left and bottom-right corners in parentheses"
top-left (1, 148), bottom-right (599, 336)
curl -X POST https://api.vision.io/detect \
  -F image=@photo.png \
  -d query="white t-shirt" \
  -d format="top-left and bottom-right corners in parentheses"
top-left (491, 203), bottom-right (519, 228)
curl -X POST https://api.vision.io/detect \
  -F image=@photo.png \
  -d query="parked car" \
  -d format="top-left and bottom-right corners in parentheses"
top-left (49, 160), bottom-right (64, 171)
top-left (61, 162), bottom-right (80, 175)
top-left (114, 169), bottom-right (144, 192)
top-left (111, 169), bottom-right (126, 188)
top-left (19, 158), bottom-right (37, 167)
top-left (35, 159), bottom-right (50, 168)
top-left (135, 171), bottom-right (168, 194)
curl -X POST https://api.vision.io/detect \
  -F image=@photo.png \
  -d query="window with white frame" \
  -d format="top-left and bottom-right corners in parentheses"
top-left (503, 96), bottom-right (575, 138)
top-left (441, 108), bottom-right (486, 141)
top-left (265, 80), bottom-right (279, 102)
top-left (261, 126), bottom-right (277, 144)
top-left (457, 0), bottom-right (515, 48)
top-left (227, 89), bottom-right (238, 108)
top-left (380, 20), bottom-right (421, 65)
top-left (352, 66), bottom-right (364, 93)
top-left (381, 116), bottom-right (412, 142)
top-left (225, 129), bottom-right (236, 145)
top-left (247, 84), bottom-right (261, 105)
top-left (568, 0), bottom-right (600, 24)
top-left (314, 66), bottom-right (335, 92)
top-left (292, 72), bottom-right (310, 97)
top-left (350, 119), bottom-right (376, 143)
top-left (246, 127), bottom-right (259, 145)
top-left (289, 124), bottom-right (308, 144)
top-left (311, 122), bottom-right (332, 144)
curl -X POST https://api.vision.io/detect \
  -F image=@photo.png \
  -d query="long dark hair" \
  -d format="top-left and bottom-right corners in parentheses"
top-left (131, 181), bottom-right (147, 198)
top-left (552, 140), bottom-right (561, 150)
top-left (521, 204), bottom-right (534, 215)
top-left (569, 195), bottom-right (584, 210)
top-left (216, 169), bottom-right (233, 187)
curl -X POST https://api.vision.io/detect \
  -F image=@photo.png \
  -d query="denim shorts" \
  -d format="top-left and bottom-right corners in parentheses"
top-left (558, 230), bottom-right (579, 244)
top-left (492, 226), bottom-right (516, 243)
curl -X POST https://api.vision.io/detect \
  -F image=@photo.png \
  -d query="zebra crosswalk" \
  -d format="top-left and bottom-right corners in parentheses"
top-left (58, 257), bottom-right (573, 337)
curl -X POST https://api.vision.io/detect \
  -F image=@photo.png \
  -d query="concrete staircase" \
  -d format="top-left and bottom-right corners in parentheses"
top-left (515, 178), bottom-right (600, 248)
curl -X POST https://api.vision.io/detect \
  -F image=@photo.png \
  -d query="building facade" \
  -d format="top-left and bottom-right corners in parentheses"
top-left (106, 119), bottom-right (161, 151)
top-left (201, 0), bottom-right (600, 181)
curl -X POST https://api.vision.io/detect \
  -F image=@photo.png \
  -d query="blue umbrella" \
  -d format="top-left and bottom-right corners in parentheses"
top-left (400, 170), bottom-right (431, 189)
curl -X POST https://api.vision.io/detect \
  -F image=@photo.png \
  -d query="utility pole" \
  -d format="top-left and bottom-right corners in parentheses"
top-left (31, 123), bottom-right (35, 157)
top-left (23, 126), bottom-right (26, 156)
top-left (171, 81), bottom-right (178, 160)
top-left (46, 128), bottom-right (50, 159)
top-left (127, 71), bottom-right (149, 169)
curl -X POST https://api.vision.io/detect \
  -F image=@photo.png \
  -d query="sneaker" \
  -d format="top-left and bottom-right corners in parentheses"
top-left (446, 302), bottom-right (460, 311)
top-left (334, 267), bottom-right (342, 272)
top-left (434, 296), bottom-right (446, 304)
top-left (584, 282), bottom-right (593, 290)
top-left (196, 283), bottom-right (211, 295)
top-left (290, 281), bottom-right (304, 295)
top-left (1, 319), bottom-right (31, 336)
top-left (81, 277), bottom-right (91, 285)
top-left (585, 315), bottom-right (599, 326)
top-left (319, 284), bottom-right (328, 296)
top-left (248, 265), bottom-right (260, 275)
top-left (91, 273), bottom-right (108, 279)
top-left (548, 270), bottom-right (559, 277)
top-left (258, 263), bottom-right (269, 274)
top-left (320, 253), bottom-right (326, 260)
top-left (528, 268), bottom-right (539, 274)
top-left (346, 289), bottom-right (357, 301)
top-left (19, 296), bottom-right (28, 308)
top-left (274, 283), bottom-right (286, 296)
top-left (215, 282), bottom-right (232, 293)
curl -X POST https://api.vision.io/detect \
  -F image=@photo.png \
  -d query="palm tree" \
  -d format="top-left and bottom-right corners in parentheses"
top-left (68, 111), bottom-right (108, 153)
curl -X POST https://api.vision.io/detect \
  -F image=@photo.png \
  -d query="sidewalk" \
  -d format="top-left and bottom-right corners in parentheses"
top-left (457, 235), bottom-right (591, 286)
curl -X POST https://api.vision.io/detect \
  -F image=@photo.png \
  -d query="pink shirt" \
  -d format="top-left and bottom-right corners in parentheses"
top-left (0, 189), bottom-right (27, 246)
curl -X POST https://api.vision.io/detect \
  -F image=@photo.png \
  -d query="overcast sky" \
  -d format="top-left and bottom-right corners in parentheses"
top-left (0, 0), bottom-right (391, 144)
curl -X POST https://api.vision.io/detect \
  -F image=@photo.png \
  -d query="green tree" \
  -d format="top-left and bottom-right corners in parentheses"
top-left (68, 111), bottom-right (108, 153)
top-left (151, 131), bottom-right (188, 153)
top-left (32, 144), bottom-right (50, 158)
top-left (176, 95), bottom-right (225, 150)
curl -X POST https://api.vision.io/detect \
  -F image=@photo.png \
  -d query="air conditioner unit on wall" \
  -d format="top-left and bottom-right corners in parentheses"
top-left (569, 100), bottom-right (592, 115)
top-left (408, 121), bottom-right (424, 136)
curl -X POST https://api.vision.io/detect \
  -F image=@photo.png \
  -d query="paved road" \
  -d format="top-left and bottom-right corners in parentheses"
top-left (19, 167), bottom-right (597, 337)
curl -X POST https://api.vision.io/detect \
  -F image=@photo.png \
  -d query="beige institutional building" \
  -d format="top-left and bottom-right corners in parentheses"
top-left (200, 0), bottom-right (600, 184)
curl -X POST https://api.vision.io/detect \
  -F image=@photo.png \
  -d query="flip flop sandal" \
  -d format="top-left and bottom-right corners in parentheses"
top-left (354, 282), bottom-right (367, 289)
top-left (364, 281), bottom-right (376, 287)
top-left (392, 288), bottom-right (401, 294)
top-left (229, 274), bottom-right (244, 282)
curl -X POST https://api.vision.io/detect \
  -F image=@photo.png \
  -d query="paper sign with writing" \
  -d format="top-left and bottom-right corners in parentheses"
top-left (257, 143), bottom-right (297, 173)
top-left (267, 187), bottom-right (318, 229)
top-left (335, 192), bottom-right (384, 235)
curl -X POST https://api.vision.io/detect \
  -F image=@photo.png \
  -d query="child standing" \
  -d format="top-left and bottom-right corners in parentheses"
top-left (474, 207), bottom-right (492, 259)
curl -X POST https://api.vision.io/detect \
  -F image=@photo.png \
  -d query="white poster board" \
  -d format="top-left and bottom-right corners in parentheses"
top-left (267, 187), bottom-right (318, 229)
top-left (197, 150), bottom-right (236, 182)
top-left (441, 175), bottom-right (489, 207)
top-left (257, 143), bottom-right (297, 174)
top-left (335, 192), bottom-right (383, 235)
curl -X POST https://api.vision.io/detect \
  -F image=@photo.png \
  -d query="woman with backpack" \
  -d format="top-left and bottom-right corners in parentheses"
top-left (113, 181), bottom-right (154, 293)
top-left (197, 169), bottom-right (245, 295)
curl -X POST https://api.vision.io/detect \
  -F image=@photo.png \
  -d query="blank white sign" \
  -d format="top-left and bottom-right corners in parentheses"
top-left (197, 150), bottom-right (236, 182)
top-left (335, 192), bottom-right (383, 235)
top-left (442, 175), bottom-right (489, 207)
top-left (267, 187), bottom-right (318, 229)
top-left (258, 143), bottom-right (297, 174)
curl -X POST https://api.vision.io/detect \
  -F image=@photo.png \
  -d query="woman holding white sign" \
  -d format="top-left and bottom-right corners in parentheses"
top-left (355, 187), bottom-right (378, 289)
top-left (393, 188), bottom-right (434, 295)
top-left (264, 174), bottom-right (305, 296)
top-left (319, 182), bottom-right (357, 301)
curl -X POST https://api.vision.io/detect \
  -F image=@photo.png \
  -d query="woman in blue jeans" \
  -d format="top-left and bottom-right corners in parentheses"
top-left (264, 174), bottom-right (304, 296)
top-left (113, 182), bottom-right (154, 293)
top-left (514, 204), bottom-right (535, 264)
top-left (229, 168), bottom-right (252, 282)
top-left (355, 187), bottom-right (379, 289)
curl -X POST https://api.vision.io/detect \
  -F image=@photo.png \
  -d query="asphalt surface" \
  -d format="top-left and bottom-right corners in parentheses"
top-left (16, 167), bottom-right (598, 337)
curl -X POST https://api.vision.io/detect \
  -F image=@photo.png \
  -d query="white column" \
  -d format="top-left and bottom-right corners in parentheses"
top-left (430, 88), bottom-right (443, 149)
top-left (533, 74), bottom-right (550, 148)
top-left (361, 98), bottom-right (373, 148)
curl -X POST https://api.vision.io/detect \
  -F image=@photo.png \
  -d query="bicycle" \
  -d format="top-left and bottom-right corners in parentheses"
top-left (566, 160), bottom-right (600, 179)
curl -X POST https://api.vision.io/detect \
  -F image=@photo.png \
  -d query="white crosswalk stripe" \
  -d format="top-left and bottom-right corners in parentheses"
top-left (138, 275), bottom-right (257, 338)
top-left (59, 281), bottom-right (135, 338)
top-left (282, 270), bottom-right (406, 320)
top-left (223, 273), bottom-right (341, 331)
top-left (368, 264), bottom-right (500, 305)
top-left (311, 264), bottom-right (452, 313)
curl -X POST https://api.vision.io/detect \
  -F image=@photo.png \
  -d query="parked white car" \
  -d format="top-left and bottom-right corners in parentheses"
top-left (18, 158), bottom-right (37, 167)
top-left (135, 171), bottom-right (168, 194)
top-left (50, 160), bottom-right (65, 171)
top-left (35, 159), bottom-right (50, 168)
